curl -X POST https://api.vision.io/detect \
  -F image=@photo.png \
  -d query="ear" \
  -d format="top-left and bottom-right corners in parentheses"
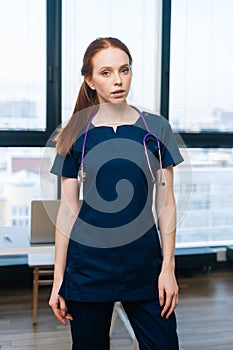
top-left (85, 77), bottom-right (96, 90)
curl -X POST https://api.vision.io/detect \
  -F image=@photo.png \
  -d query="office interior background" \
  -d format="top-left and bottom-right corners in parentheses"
top-left (0, 0), bottom-right (232, 248)
top-left (0, 0), bottom-right (233, 349)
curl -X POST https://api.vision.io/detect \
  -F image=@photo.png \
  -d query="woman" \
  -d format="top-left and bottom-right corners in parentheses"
top-left (49, 37), bottom-right (183, 350)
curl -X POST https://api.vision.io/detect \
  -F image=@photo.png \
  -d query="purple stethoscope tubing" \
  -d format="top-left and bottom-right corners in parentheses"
top-left (131, 106), bottom-right (165, 186)
top-left (79, 106), bottom-right (165, 188)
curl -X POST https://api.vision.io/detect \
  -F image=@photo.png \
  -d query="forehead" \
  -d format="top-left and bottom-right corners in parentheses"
top-left (92, 47), bottom-right (130, 70)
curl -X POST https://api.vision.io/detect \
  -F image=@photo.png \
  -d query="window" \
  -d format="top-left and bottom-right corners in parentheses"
top-left (170, 0), bottom-right (233, 133)
top-left (167, 0), bottom-right (233, 246)
top-left (0, 0), bottom-right (60, 229)
top-left (0, 0), bottom-right (61, 146)
top-left (174, 148), bottom-right (233, 247)
top-left (0, 0), bottom-right (60, 230)
top-left (0, 0), bottom-right (46, 131)
top-left (62, 0), bottom-right (162, 121)
top-left (0, 147), bottom-right (57, 227)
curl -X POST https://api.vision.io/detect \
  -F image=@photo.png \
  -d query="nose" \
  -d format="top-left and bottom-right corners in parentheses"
top-left (113, 72), bottom-right (122, 85)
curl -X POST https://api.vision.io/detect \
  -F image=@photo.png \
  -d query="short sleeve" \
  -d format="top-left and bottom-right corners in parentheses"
top-left (159, 121), bottom-right (184, 168)
top-left (50, 144), bottom-right (81, 178)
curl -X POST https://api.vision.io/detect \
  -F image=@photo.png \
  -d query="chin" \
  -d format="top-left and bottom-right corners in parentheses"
top-left (111, 98), bottom-right (128, 104)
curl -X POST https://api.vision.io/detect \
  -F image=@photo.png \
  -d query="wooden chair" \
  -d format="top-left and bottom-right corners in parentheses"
top-left (110, 302), bottom-right (139, 350)
top-left (28, 253), bottom-right (54, 325)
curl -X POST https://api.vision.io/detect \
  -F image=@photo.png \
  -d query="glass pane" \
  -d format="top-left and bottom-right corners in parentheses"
top-left (170, 0), bottom-right (233, 132)
top-left (175, 148), bottom-right (233, 246)
top-left (0, 147), bottom-right (57, 227)
top-left (62, 0), bottom-right (162, 121)
top-left (0, 0), bottom-right (46, 131)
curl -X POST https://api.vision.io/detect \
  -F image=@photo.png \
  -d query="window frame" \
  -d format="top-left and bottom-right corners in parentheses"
top-left (5, 0), bottom-right (231, 148)
top-left (0, 0), bottom-right (62, 147)
top-left (161, 0), bottom-right (233, 148)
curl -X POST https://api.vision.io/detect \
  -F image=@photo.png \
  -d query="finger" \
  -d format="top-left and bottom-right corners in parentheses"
top-left (65, 313), bottom-right (73, 321)
top-left (51, 304), bottom-right (67, 325)
top-left (175, 293), bottom-right (179, 307)
top-left (161, 295), bottom-right (173, 317)
top-left (58, 297), bottom-right (71, 325)
top-left (165, 294), bottom-right (178, 319)
top-left (59, 297), bottom-right (67, 318)
top-left (59, 297), bottom-right (73, 322)
top-left (50, 299), bottom-right (67, 326)
top-left (159, 286), bottom-right (165, 307)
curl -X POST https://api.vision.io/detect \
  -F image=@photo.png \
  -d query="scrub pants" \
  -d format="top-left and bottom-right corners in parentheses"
top-left (66, 299), bottom-right (179, 350)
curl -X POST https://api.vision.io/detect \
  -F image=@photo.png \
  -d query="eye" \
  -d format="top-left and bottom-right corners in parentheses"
top-left (101, 70), bottom-right (111, 76)
top-left (121, 67), bottom-right (130, 74)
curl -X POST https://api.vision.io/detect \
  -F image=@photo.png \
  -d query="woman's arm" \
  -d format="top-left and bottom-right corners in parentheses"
top-left (49, 177), bottom-right (81, 325)
top-left (155, 165), bottom-right (179, 319)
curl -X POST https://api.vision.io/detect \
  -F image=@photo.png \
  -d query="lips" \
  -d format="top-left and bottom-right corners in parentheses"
top-left (111, 90), bottom-right (126, 97)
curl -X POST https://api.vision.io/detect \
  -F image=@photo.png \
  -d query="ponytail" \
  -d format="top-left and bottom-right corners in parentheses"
top-left (55, 81), bottom-right (98, 155)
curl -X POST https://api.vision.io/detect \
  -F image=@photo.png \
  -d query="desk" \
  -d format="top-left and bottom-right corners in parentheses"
top-left (0, 227), bottom-right (55, 325)
top-left (0, 226), bottom-right (54, 256)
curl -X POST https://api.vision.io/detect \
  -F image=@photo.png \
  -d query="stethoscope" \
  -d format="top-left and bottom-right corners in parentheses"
top-left (78, 106), bottom-right (165, 200)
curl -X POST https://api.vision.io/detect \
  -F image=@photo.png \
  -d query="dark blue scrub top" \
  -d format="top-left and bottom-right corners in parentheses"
top-left (51, 112), bottom-right (183, 302)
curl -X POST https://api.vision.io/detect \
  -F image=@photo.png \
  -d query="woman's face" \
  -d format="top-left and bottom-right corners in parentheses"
top-left (86, 47), bottom-right (132, 104)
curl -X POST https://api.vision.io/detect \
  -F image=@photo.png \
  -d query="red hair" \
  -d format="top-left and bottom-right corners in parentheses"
top-left (55, 37), bottom-right (133, 154)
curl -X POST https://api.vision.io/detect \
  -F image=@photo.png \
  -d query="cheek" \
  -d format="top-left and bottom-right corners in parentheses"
top-left (125, 75), bottom-right (132, 88)
top-left (95, 80), bottom-right (109, 93)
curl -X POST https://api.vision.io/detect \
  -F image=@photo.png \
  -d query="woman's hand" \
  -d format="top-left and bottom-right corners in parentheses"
top-left (158, 268), bottom-right (179, 319)
top-left (49, 289), bottom-right (73, 325)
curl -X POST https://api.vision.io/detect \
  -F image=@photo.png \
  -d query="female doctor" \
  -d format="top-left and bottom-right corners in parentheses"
top-left (49, 37), bottom-right (183, 350)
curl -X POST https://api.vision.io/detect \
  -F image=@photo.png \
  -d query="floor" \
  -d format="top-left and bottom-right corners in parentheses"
top-left (0, 267), bottom-right (233, 350)
top-left (176, 267), bottom-right (233, 350)
top-left (0, 287), bottom-right (132, 350)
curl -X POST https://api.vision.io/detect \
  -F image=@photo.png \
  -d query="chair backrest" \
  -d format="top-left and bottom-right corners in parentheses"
top-left (30, 200), bottom-right (60, 244)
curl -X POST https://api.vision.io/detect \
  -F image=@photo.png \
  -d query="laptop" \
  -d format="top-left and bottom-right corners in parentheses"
top-left (30, 200), bottom-right (60, 244)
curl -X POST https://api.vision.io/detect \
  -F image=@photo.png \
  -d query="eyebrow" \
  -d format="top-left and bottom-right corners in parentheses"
top-left (98, 63), bottom-right (130, 72)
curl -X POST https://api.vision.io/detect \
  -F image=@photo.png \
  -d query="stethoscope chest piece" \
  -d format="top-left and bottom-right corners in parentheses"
top-left (78, 164), bottom-right (86, 200)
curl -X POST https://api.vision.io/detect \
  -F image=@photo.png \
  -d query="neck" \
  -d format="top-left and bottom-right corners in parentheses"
top-left (97, 102), bottom-right (130, 120)
top-left (94, 103), bottom-right (139, 126)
